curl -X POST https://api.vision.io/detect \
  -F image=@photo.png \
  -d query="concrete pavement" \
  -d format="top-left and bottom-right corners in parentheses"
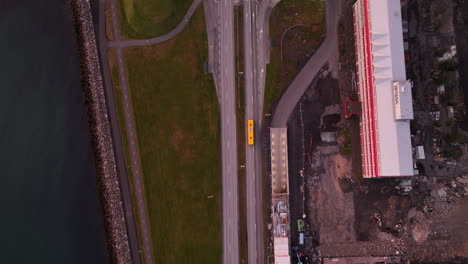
top-left (271, 0), bottom-right (343, 128)
top-left (217, 0), bottom-right (240, 263)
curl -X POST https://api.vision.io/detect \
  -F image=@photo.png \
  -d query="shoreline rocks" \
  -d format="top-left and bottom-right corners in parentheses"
top-left (70, 0), bottom-right (131, 263)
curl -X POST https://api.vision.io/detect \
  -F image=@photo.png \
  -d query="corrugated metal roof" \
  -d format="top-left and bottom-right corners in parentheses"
top-left (354, 0), bottom-right (414, 177)
top-left (369, 0), bottom-right (414, 177)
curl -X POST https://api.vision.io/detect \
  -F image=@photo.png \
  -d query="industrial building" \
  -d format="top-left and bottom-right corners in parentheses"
top-left (353, 0), bottom-right (414, 178)
top-left (270, 128), bottom-right (291, 264)
top-left (271, 128), bottom-right (289, 194)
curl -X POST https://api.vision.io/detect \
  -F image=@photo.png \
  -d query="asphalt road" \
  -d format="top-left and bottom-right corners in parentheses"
top-left (243, 0), bottom-right (280, 263)
top-left (243, 0), bottom-right (263, 263)
top-left (242, 1), bottom-right (342, 263)
top-left (217, 0), bottom-right (240, 263)
top-left (271, 0), bottom-right (343, 128)
top-left (107, 0), bottom-right (155, 263)
top-left (96, 0), bottom-right (142, 263)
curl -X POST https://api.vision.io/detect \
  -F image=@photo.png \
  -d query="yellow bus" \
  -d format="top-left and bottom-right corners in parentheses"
top-left (247, 120), bottom-right (254, 145)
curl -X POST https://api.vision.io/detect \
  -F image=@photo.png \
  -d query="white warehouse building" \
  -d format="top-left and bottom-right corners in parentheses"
top-left (353, 0), bottom-right (414, 178)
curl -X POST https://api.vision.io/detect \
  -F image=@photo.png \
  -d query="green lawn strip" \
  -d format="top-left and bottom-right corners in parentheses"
top-left (264, 0), bottom-right (325, 113)
top-left (108, 49), bottom-right (147, 263)
top-left (264, 55), bottom-right (281, 112)
top-left (234, 5), bottom-right (248, 263)
top-left (118, 0), bottom-right (192, 39)
top-left (123, 9), bottom-right (222, 264)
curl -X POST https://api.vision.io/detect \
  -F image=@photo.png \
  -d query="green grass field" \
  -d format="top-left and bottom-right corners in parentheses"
top-left (122, 8), bottom-right (222, 263)
top-left (264, 0), bottom-right (325, 112)
top-left (118, 0), bottom-right (192, 39)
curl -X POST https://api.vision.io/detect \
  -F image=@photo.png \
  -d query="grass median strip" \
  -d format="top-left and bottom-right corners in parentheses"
top-left (122, 8), bottom-right (221, 263)
top-left (234, 4), bottom-right (248, 263)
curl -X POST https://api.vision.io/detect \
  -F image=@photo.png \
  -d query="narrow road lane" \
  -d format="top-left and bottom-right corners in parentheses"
top-left (218, 0), bottom-right (240, 263)
top-left (108, 0), bottom-right (155, 263)
top-left (96, 0), bottom-right (141, 262)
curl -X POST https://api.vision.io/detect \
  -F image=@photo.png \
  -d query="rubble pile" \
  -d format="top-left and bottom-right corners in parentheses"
top-left (368, 175), bottom-right (468, 262)
top-left (317, 175), bottom-right (468, 262)
top-left (70, 0), bottom-right (131, 263)
top-left (317, 241), bottom-right (400, 258)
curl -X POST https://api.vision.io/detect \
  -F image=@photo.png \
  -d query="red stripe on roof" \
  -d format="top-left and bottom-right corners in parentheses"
top-left (363, 0), bottom-right (379, 177)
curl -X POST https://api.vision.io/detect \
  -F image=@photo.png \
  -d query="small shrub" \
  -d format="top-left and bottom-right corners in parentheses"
top-left (341, 144), bottom-right (351, 155)
top-left (439, 59), bottom-right (458, 71)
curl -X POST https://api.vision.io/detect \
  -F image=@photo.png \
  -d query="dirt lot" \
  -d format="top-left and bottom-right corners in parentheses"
top-left (285, 74), bottom-right (351, 255)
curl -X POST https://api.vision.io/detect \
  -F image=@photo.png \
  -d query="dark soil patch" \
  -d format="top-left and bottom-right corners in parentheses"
top-left (286, 75), bottom-right (340, 254)
top-left (322, 113), bottom-right (340, 131)
top-left (354, 179), bottom-right (411, 241)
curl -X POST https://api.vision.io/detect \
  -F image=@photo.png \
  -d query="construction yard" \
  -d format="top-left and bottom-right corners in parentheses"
top-left (277, 0), bottom-right (468, 263)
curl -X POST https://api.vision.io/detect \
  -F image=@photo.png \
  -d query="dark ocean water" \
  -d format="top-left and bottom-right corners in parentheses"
top-left (0, 1), bottom-right (109, 263)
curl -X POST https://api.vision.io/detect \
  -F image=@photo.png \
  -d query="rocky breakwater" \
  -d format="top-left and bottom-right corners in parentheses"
top-left (70, 0), bottom-right (131, 263)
